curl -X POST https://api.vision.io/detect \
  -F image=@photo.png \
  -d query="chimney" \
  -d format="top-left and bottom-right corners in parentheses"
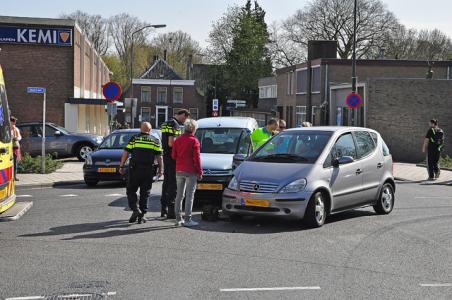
top-left (163, 49), bottom-right (167, 61)
top-left (186, 54), bottom-right (193, 79)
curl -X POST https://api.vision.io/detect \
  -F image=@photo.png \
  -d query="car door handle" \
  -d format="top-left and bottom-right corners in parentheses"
top-left (356, 169), bottom-right (363, 175)
top-left (377, 163), bottom-right (383, 169)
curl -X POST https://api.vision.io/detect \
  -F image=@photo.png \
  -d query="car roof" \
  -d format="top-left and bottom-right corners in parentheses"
top-left (197, 117), bottom-right (258, 130)
top-left (285, 126), bottom-right (378, 134)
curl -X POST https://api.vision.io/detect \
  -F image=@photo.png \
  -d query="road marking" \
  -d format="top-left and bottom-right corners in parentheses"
top-left (5, 297), bottom-right (44, 300)
top-left (420, 283), bottom-right (452, 287)
top-left (220, 286), bottom-right (321, 292)
top-left (6, 292), bottom-right (116, 300)
top-left (105, 193), bottom-right (124, 197)
top-left (415, 196), bottom-right (452, 199)
top-left (59, 194), bottom-right (78, 197)
top-left (16, 195), bottom-right (33, 198)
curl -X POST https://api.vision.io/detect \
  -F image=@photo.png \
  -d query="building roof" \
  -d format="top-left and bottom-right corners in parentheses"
top-left (140, 58), bottom-right (183, 80)
top-left (0, 15), bottom-right (75, 27)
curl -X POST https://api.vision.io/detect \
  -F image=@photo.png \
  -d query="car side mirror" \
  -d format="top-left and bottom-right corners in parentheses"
top-left (54, 131), bottom-right (62, 137)
top-left (232, 153), bottom-right (247, 169)
top-left (333, 156), bottom-right (354, 168)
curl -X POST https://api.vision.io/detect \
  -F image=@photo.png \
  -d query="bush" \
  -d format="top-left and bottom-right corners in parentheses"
top-left (18, 154), bottom-right (63, 174)
top-left (440, 155), bottom-right (452, 168)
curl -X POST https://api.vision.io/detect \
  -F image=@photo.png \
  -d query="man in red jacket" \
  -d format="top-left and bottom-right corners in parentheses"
top-left (172, 119), bottom-right (203, 226)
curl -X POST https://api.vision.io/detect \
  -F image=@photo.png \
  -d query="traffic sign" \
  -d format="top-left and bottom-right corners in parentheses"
top-left (212, 99), bottom-right (219, 111)
top-left (102, 81), bottom-right (122, 102)
top-left (346, 92), bottom-right (363, 109)
top-left (27, 87), bottom-right (46, 94)
top-left (212, 111), bottom-right (219, 117)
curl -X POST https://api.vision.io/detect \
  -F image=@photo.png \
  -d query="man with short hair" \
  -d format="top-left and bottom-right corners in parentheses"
top-left (251, 118), bottom-right (279, 150)
top-left (119, 122), bottom-right (163, 224)
top-left (422, 119), bottom-right (445, 180)
top-left (160, 109), bottom-right (190, 218)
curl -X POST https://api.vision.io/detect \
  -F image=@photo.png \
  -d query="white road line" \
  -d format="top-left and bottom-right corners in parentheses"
top-left (105, 193), bottom-right (124, 197)
top-left (415, 196), bottom-right (452, 199)
top-left (59, 194), bottom-right (78, 197)
top-left (420, 283), bottom-right (452, 287)
top-left (5, 297), bottom-right (44, 300)
top-left (16, 195), bottom-right (33, 198)
top-left (6, 292), bottom-right (116, 300)
top-left (220, 286), bottom-right (321, 292)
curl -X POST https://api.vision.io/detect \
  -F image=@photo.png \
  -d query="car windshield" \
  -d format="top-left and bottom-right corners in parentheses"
top-left (250, 131), bottom-right (333, 163)
top-left (50, 123), bottom-right (70, 135)
top-left (99, 132), bottom-right (138, 149)
top-left (195, 128), bottom-right (245, 154)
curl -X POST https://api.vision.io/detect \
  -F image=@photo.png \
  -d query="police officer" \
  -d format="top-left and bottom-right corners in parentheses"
top-left (251, 118), bottom-right (279, 150)
top-left (119, 122), bottom-right (163, 223)
top-left (160, 109), bottom-right (190, 218)
top-left (422, 119), bottom-right (445, 180)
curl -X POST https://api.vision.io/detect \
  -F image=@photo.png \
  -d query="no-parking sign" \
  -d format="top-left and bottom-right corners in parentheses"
top-left (346, 92), bottom-right (363, 109)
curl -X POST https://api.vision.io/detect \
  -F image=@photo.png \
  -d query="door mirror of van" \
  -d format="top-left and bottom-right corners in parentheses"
top-left (232, 153), bottom-right (247, 169)
top-left (333, 156), bottom-right (354, 167)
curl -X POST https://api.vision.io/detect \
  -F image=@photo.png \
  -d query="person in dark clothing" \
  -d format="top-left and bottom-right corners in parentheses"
top-left (119, 122), bottom-right (163, 224)
top-left (422, 119), bottom-right (445, 180)
top-left (160, 109), bottom-right (190, 218)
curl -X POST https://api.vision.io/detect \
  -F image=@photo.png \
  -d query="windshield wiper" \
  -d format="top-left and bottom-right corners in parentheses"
top-left (253, 154), bottom-right (308, 161)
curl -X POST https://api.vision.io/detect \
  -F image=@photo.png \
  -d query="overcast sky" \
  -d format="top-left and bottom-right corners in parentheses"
top-left (2, 0), bottom-right (452, 47)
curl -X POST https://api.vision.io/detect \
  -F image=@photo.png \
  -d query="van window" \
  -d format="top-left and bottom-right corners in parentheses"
top-left (237, 133), bottom-right (251, 155)
top-left (332, 133), bottom-right (357, 159)
top-left (195, 128), bottom-right (244, 154)
top-left (382, 139), bottom-right (391, 156)
top-left (0, 85), bottom-right (11, 143)
top-left (354, 131), bottom-right (376, 158)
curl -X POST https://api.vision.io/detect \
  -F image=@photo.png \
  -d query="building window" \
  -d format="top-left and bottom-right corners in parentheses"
top-left (296, 69), bottom-right (307, 94)
top-left (259, 85), bottom-right (277, 99)
top-left (141, 86), bottom-right (151, 103)
top-left (157, 87), bottom-right (167, 104)
top-left (296, 106), bottom-right (307, 127)
top-left (312, 106), bottom-right (321, 125)
top-left (311, 67), bottom-right (321, 93)
top-left (189, 108), bottom-right (198, 120)
top-left (173, 87), bottom-right (183, 104)
top-left (141, 107), bottom-right (151, 122)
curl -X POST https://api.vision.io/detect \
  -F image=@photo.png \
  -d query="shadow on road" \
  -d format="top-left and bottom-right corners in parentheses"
top-left (108, 194), bottom-right (162, 213)
top-left (53, 181), bottom-right (126, 190)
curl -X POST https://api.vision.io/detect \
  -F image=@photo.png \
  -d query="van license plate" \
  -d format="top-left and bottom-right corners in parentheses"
top-left (245, 198), bottom-right (270, 207)
top-left (197, 183), bottom-right (223, 190)
top-left (98, 167), bottom-right (116, 173)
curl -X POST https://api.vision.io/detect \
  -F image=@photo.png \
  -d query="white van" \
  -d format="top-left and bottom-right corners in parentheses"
top-left (194, 117), bottom-right (258, 219)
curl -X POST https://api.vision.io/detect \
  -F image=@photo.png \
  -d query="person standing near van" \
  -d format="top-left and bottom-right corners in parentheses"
top-left (160, 109), bottom-right (190, 218)
top-left (422, 119), bottom-right (445, 180)
top-left (251, 118), bottom-right (279, 150)
top-left (172, 119), bottom-right (202, 227)
top-left (10, 116), bottom-right (21, 181)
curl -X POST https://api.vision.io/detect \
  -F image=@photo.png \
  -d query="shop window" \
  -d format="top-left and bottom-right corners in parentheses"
top-left (173, 87), bottom-right (183, 104)
top-left (141, 87), bottom-right (151, 103)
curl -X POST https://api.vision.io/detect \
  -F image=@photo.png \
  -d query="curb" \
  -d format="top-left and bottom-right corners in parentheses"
top-left (416, 164), bottom-right (452, 171)
top-left (16, 180), bottom-right (84, 189)
top-left (0, 201), bottom-right (33, 221)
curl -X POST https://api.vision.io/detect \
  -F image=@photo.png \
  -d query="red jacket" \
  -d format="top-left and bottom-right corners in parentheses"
top-left (172, 133), bottom-right (203, 176)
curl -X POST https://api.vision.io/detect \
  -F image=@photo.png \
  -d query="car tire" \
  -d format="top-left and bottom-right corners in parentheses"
top-left (201, 205), bottom-right (219, 222)
top-left (76, 144), bottom-right (94, 161)
top-left (84, 179), bottom-right (99, 187)
top-left (303, 191), bottom-right (326, 228)
top-left (373, 183), bottom-right (394, 215)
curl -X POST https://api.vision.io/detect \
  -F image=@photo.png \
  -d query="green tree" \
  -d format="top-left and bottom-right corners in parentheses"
top-left (225, 0), bottom-right (272, 107)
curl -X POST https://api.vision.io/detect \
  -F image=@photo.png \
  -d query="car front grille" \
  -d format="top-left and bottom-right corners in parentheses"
top-left (239, 180), bottom-right (279, 193)
top-left (202, 169), bottom-right (232, 176)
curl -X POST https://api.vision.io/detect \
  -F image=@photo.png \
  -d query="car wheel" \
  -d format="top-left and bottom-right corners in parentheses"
top-left (84, 178), bottom-right (99, 187)
top-left (201, 205), bottom-right (219, 222)
top-left (373, 183), bottom-right (394, 215)
top-left (303, 191), bottom-right (326, 228)
top-left (76, 144), bottom-right (93, 161)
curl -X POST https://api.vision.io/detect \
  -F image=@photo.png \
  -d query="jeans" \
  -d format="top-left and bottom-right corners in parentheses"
top-left (175, 172), bottom-right (198, 222)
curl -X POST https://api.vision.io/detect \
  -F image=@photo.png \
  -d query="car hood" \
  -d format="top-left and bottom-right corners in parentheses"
top-left (91, 149), bottom-right (123, 161)
top-left (200, 153), bottom-right (233, 170)
top-left (71, 133), bottom-right (103, 140)
top-left (235, 161), bottom-right (313, 186)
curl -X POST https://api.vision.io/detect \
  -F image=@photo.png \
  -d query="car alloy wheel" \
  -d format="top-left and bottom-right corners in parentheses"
top-left (381, 186), bottom-right (393, 212)
top-left (315, 193), bottom-right (325, 224)
top-left (79, 145), bottom-right (93, 160)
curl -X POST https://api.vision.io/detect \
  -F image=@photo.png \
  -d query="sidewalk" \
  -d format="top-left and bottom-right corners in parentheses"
top-left (394, 162), bottom-right (452, 185)
top-left (16, 161), bottom-right (84, 188)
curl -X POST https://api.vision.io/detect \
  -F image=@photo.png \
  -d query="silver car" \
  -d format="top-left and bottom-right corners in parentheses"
top-left (222, 127), bottom-right (395, 228)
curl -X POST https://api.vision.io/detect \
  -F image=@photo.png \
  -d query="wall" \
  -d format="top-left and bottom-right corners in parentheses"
top-left (367, 78), bottom-right (452, 162)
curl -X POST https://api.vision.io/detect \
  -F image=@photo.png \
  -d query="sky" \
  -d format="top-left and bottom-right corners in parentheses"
top-left (1, 0), bottom-right (452, 47)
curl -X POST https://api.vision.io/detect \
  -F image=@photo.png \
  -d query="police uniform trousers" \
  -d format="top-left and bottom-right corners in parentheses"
top-left (427, 146), bottom-right (441, 179)
top-left (127, 164), bottom-right (154, 213)
top-left (161, 155), bottom-right (177, 213)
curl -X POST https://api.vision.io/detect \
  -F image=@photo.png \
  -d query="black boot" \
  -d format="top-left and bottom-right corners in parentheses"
top-left (166, 205), bottom-right (176, 219)
top-left (160, 208), bottom-right (168, 218)
top-left (137, 212), bottom-right (147, 224)
top-left (129, 209), bottom-right (141, 223)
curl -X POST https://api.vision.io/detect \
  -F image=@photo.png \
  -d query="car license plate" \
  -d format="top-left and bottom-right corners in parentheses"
top-left (0, 188), bottom-right (6, 199)
top-left (245, 198), bottom-right (270, 207)
top-left (98, 167), bottom-right (116, 173)
top-left (197, 183), bottom-right (223, 190)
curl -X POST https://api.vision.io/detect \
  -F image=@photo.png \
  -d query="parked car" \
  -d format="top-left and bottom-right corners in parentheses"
top-left (83, 129), bottom-right (161, 186)
top-left (194, 117), bottom-right (258, 220)
top-left (223, 127), bottom-right (395, 228)
top-left (17, 122), bottom-right (103, 161)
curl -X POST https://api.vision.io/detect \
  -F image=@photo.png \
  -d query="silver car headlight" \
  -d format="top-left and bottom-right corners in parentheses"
top-left (228, 176), bottom-right (238, 190)
top-left (84, 154), bottom-right (93, 166)
top-left (279, 178), bottom-right (307, 193)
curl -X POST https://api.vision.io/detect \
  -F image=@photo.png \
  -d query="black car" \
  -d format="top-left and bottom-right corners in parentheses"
top-left (83, 129), bottom-right (161, 186)
top-left (18, 122), bottom-right (104, 161)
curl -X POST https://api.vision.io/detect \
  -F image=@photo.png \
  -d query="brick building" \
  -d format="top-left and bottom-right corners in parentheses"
top-left (130, 58), bottom-right (206, 128)
top-left (0, 16), bottom-right (111, 135)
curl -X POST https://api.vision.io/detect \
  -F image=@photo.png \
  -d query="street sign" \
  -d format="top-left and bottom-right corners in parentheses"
top-left (212, 111), bottom-right (219, 117)
top-left (102, 81), bottom-right (122, 102)
top-left (27, 87), bottom-right (46, 94)
top-left (212, 99), bottom-right (219, 111)
top-left (346, 92), bottom-right (363, 109)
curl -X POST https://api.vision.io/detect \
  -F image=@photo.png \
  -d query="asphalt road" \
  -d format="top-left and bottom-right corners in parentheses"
top-left (1, 181), bottom-right (452, 299)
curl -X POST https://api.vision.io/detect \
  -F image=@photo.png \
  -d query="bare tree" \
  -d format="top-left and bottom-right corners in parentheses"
top-left (268, 22), bottom-right (306, 68)
top-left (282, 0), bottom-right (399, 59)
top-left (61, 10), bottom-right (109, 55)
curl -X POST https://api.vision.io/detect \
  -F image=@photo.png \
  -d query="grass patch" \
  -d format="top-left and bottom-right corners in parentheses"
top-left (440, 155), bottom-right (452, 168)
top-left (18, 154), bottom-right (63, 174)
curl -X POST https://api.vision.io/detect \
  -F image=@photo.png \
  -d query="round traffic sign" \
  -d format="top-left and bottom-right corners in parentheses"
top-left (346, 92), bottom-right (363, 109)
top-left (102, 81), bottom-right (122, 102)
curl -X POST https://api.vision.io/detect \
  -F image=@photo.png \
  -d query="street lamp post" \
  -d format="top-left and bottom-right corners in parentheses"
top-left (129, 23), bottom-right (166, 127)
top-left (352, 0), bottom-right (358, 93)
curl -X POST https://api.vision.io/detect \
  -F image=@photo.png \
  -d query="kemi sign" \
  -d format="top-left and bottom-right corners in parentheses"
top-left (0, 26), bottom-right (72, 46)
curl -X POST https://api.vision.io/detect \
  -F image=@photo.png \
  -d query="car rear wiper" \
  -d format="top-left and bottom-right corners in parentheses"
top-left (253, 154), bottom-right (308, 161)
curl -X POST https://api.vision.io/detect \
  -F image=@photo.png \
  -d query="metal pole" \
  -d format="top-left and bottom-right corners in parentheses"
top-left (130, 33), bottom-right (135, 128)
top-left (41, 92), bottom-right (46, 174)
top-left (352, 0), bottom-right (358, 93)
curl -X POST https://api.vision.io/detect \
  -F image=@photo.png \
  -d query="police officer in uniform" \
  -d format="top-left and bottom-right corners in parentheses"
top-left (160, 109), bottom-right (190, 218)
top-left (422, 119), bottom-right (445, 180)
top-left (119, 122), bottom-right (163, 223)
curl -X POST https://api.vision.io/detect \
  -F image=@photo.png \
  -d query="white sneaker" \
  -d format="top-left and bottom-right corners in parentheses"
top-left (183, 220), bottom-right (199, 227)
top-left (175, 220), bottom-right (184, 227)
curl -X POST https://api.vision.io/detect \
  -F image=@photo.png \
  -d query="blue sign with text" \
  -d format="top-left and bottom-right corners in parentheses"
top-left (27, 87), bottom-right (46, 94)
top-left (0, 26), bottom-right (72, 46)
